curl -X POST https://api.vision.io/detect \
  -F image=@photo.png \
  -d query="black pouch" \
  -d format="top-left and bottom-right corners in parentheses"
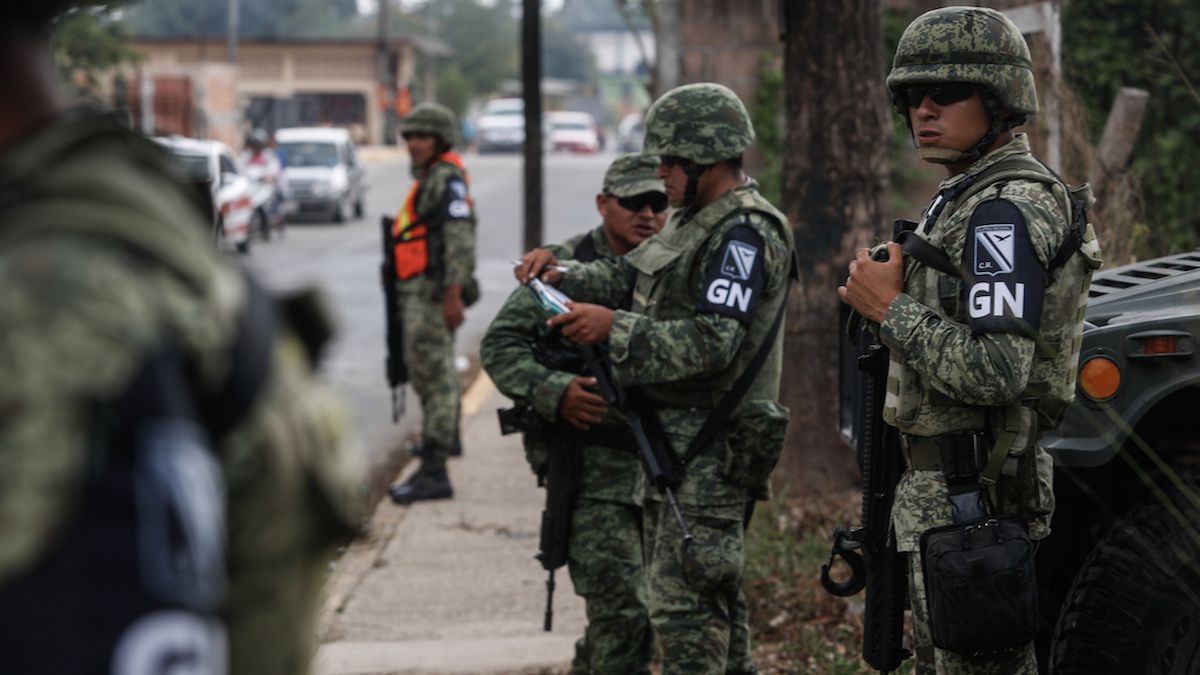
top-left (919, 516), bottom-right (1038, 656)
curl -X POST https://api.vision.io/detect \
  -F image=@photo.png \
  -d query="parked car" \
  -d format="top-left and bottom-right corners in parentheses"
top-left (476, 98), bottom-right (525, 153)
top-left (155, 136), bottom-right (254, 253)
top-left (545, 111), bottom-right (601, 154)
top-left (276, 127), bottom-right (367, 223)
top-left (617, 112), bottom-right (645, 153)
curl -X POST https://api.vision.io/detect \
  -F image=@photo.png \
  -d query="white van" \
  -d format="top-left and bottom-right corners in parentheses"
top-left (276, 127), bottom-right (367, 223)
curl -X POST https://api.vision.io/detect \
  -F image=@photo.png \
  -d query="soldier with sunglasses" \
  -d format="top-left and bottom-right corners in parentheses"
top-left (839, 7), bottom-right (1102, 674)
top-left (482, 154), bottom-right (667, 675)
top-left (515, 83), bottom-right (798, 674)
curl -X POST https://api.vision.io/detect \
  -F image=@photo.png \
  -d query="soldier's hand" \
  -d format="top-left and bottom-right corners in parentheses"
top-left (559, 376), bottom-right (607, 429)
top-left (443, 284), bottom-right (465, 330)
top-left (548, 302), bottom-right (614, 346)
top-left (514, 248), bottom-right (563, 286)
top-left (837, 242), bottom-right (903, 323)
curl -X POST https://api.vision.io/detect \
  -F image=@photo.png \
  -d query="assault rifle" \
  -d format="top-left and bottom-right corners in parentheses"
top-left (820, 302), bottom-right (911, 673)
top-left (534, 423), bottom-right (580, 631)
top-left (528, 279), bottom-right (693, 542)
top-left (380, 216), bottom-right (408, 422)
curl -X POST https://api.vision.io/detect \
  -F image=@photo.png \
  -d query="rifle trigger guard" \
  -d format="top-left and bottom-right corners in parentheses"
top-left (820, 527), bottom-right (867, 597)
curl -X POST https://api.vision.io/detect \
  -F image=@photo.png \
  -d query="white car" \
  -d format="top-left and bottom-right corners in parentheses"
top-left (155, 136), bottom-right (255, 253)
top-left (546, 111), bottom-right (601, 154)
top-left (617, 112), bottom-right (645, 153)
top-left (276, 127), bottom-right (367, 223)
top-left (476, 98), bottom-right (526, 153)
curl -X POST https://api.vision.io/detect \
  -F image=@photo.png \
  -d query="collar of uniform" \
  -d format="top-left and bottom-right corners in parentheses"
top-left (682, 182), bottom-right (751, 233)
top-left (937, 133), bottom-right (1032, 193)
top-left (589, 223), bottom-right (619, 260)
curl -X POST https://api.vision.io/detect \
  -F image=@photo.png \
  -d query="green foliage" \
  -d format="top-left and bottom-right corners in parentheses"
top-left (542, 16), bottom-right (596, 82)
top-left (413, 0), bottom-right (519, 100)
top-left (1064, 0), bottom-right (1200, 257)
top-left (750, 53), bottom-right (783, 207)
top-left (435, 64), bottom-right (472, 119)
top-left (52, 8), bottom-right (141, 96)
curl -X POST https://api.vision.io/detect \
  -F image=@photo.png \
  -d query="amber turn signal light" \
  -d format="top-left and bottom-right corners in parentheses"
top-left (1079, 356), bottom-right (1121, 400)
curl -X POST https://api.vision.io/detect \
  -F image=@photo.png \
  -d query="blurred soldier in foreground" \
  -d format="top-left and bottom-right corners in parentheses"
top-left (515, 83), bottom-right (798, 674)
top-left (482, 154), bottom-right (668, 674)
top-left (387, 102), bottom-right (478, 504)
top-left (839, 7), bottom-right (1101, 673)
top-left (0, 5), bottom-right (362, 673)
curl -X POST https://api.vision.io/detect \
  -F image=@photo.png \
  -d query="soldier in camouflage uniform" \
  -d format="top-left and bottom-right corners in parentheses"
top-left (481, 154), bottom-right (668, 674)
top-left (0, 5), bottom-right (363, 673)
top-left (516, 84), bottom-right (798, 674)
top-left (388, 102), bottom-right (478, 504)
top-left (839, 7), bottom-right (1102, 674)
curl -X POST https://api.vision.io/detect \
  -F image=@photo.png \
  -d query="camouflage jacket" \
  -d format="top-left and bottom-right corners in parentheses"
top-left (481, 226), bottom-right (643, 504)
top-left (0, 114), bottom-right (362, 673)
top-left (882, 134), bottom-right (1102, 549)
top-left (399, 155), bottom-right (476, 299)
top-left (560, 183), bottom-right (797, 507)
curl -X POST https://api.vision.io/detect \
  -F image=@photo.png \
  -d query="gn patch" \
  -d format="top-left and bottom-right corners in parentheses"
top-left (697, 225), bottom-right (765, 323)
top-left (444, 177), bottom-right (471, 219)
top-left (961, 198), bottom-right (1045, 336)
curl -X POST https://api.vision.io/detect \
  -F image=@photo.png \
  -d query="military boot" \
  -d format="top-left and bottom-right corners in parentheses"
top-left (411, 439), bottom-right (463, 458)
top-left (388, 462), bottom-right (453, 505)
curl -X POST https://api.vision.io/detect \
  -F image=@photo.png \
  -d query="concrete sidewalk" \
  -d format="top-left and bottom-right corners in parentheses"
top-left (316, 374), bottom-right (587, 675)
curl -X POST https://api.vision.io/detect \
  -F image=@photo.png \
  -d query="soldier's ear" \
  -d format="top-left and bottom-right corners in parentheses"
top-left (595, 192), bottom-right (607, 217)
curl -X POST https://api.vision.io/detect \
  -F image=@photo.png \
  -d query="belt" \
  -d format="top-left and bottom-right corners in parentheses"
top-left (901, 432), bottom-right (988, 474)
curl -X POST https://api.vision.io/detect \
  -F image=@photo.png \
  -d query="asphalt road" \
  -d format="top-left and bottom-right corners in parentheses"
top-left (245, 148), bottom-right (616, 482)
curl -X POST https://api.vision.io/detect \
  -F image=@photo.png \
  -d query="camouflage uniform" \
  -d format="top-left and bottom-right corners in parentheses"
top-left (481, 155), bottom-right (662, 674)
top-left (558, 84), bottom-right (797, 674)
top-left (0, 113), bottom-right (362, 673)
top-left (396, 103), bottom-right (477, 469)
top-left (882, 8), bottom-right (1103, 673)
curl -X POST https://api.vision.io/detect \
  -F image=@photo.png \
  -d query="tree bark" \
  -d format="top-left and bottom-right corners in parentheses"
top-left (779, 0), bottom-right (890, 492)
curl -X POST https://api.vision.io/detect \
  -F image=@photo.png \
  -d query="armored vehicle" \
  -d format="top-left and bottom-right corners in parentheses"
top-left (1037, 249), bottom-right (1200, 673)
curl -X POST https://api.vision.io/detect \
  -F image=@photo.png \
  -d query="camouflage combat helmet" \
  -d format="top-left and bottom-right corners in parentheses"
top-left (887, 6), bottom-right (1038, 117)
top-left (642, 83), bottom-right (754, 165)
top-left (402, 102), bottom-right (459, 148)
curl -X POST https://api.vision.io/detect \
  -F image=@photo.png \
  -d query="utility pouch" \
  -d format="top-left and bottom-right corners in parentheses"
top-left (919, 516), bottom-right (1038, 656)
top-left (721, 400), bottom-right (789, 499)
top-left (463, 276), bottom-right (481, 307)
top-left (497, 405), bottom-right (549, 476)
top-left (393, 223), bottom-right (429, 280)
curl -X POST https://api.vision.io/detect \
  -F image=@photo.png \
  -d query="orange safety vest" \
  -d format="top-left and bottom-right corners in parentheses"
top-left (392, 152), bottom-right (471, 281)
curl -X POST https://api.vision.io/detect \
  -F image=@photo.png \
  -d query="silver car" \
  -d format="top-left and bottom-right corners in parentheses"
top-left (276, 127), bottom-right (367, 223)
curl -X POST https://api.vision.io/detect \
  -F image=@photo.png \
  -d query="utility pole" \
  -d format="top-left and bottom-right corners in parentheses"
top-left (378, 0), bottom-right (396, 144)
top-left (226, 0), bottom-right (239, 64)
top-left (655, 0), bottom-right (681, 92)
top-left (521, 0), bottom-right (543, 251)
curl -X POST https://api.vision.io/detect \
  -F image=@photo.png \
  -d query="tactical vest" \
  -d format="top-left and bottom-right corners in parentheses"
top-left (0, 118), bottom-right (278, 673)
top-left (392, 152), bottom-right (471, 281)
top-left (623, 186), bottom-right (797, 409)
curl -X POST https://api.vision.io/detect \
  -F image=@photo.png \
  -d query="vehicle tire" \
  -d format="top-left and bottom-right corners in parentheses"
top-left (236, 236), bottom-right (251, 254)
top-left (1050, 488), bottom-right (1200, 674)
top-left (354, 197), bottom-right (364, 219)
top-left (332, 198), bottom-right (345, 224)
top-left (214, 217), bottom-right (225, 248)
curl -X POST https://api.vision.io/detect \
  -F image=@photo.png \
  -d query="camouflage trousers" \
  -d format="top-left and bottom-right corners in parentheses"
top-left (643, 499), bottom-right (757, 675)
top-left (398, 287), bottom-right (460, 467)
top-left (567, 498), bottom-right (653, 675)
top-left (907, 553), bottom-right (1038, 674)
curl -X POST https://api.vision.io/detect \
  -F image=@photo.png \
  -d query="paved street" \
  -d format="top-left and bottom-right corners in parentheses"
top-left (245, 148), bottom-right (618, 674)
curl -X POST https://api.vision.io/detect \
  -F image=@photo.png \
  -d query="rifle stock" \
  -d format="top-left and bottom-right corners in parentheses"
top-left (380, 216), bottom-right (408, 422)
top-left (821, 319), bottom-right (911, 673)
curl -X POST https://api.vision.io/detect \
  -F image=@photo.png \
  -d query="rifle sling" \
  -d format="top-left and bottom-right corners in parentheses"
top-left (679, 285), bottom-right (789, 467)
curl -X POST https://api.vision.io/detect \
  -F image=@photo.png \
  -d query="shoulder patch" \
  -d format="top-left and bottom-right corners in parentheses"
top-left (961, 198), bottom-right (1046, 336)
top-left (443, 177), bottom-right (471, 220)
top-left (697, 224), bottom-right (765, 324)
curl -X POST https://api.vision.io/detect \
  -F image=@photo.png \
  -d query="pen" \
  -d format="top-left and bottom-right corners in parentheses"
top-left (510, 260), bottom-right (570, 274)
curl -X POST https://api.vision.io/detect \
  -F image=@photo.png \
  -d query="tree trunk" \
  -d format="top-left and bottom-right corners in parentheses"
top-left (778, 0), bottom-right (890, 493)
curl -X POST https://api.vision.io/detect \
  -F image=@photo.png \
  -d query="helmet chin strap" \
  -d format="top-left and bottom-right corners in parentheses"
top-left (909, 90), bottom-right (1017, 166)
top-left (681, 160), bottom-right (708, 207)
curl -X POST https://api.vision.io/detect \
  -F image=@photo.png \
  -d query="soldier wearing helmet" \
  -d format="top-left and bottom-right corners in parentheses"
top-left (515, 83), bottom-right (798, 673)
top-left (387, 101), bottom-right (479, 504)
top-left (839, 6), bottom-right (1102, 673)
top-left (0, 4), bottom-right (362, 673)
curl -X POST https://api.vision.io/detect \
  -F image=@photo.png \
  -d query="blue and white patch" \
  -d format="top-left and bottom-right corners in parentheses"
top-left (443, 177), bottom-right (471, 220)
top-left (974, 224), bottom-right (1016, 276)
top-left (720, 240), bottom-right (758, 281)
top-left (697, 225), bottom-right (766, 324)
top-left (961, 198), bottom-right (1046, 336)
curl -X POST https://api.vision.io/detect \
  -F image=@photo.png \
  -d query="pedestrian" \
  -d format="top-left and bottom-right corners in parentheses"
top-left (0, 4), bottom-right (363, 673)
top-left (387, 102), bottom-right (479, 504)
top-left (515, 83), bottom-right (798, 674)
top-left (482, 154), bottom-right (668, 674)
top-left (838, 7), bottom-right (1102, 673)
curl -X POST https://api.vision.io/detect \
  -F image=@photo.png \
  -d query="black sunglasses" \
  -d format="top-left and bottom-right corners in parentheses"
top-left (898, 83), bottom-right (976, 109)
top-left (659, 155), bottom-right (690, 169)
top-left (608, 191), bottom-right (668, 214)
